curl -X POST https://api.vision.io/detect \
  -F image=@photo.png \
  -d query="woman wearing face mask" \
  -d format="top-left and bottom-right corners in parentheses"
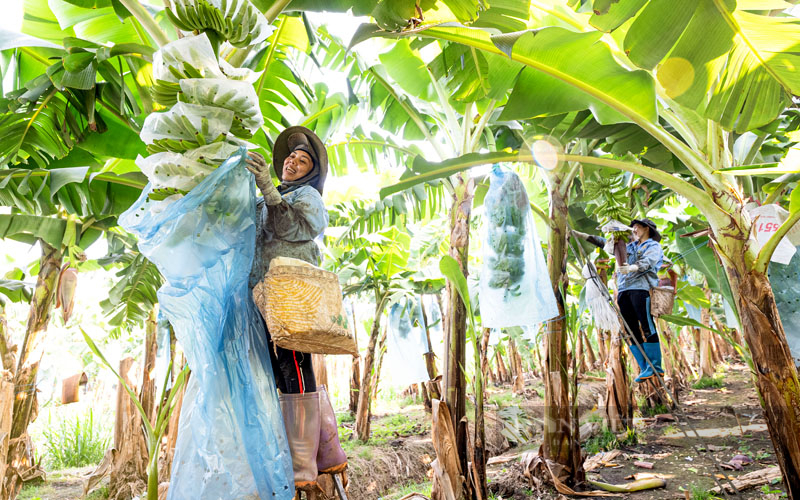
top-left (245, 126), bottom-right (346, 490)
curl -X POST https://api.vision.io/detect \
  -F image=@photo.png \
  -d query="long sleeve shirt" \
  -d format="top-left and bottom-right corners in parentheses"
top-left (587, 236), bottom-right (664, 292)
top-left (248, 185), bottom-right (328, 289)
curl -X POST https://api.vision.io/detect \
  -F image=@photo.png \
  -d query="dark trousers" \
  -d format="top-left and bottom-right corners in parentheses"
top-left (617, 289), bottom-right (659, 344)
top-left (261, 317), bottom-right (316, 394)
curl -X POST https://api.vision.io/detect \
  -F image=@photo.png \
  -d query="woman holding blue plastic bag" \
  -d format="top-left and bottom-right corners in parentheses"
top-left (246, 126), bottom-right (347, 490)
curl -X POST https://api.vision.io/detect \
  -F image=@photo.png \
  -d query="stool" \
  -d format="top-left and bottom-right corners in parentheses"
top-left (294, 471), bottom-right (348, 500)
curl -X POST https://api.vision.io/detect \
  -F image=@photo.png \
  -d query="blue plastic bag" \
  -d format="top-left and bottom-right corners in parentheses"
top-left (768, 248), bottom-right (800, 367)
top-left (119, 148), bottom-right (294, 499)
top-left (479, 166), bottom-right (559, 328)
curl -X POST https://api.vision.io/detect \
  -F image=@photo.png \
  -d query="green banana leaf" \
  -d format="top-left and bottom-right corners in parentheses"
top-left (590, 0), bottom-right (800, 133)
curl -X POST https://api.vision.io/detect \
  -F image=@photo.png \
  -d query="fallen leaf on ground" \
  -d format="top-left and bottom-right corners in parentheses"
top-left (682, 399), bottom-right (707, 405)
top-left (584, 450), bottom-right (623, 472)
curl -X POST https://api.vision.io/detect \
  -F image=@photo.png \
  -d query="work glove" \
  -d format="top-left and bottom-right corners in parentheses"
top-left (246, 151), bottom-right (282, 205)
top-left (617, 264), bottom-right (639, 274)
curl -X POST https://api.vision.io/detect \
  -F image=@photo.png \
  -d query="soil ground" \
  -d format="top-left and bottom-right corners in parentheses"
top-left (18, 363), bottom-right (787, 500)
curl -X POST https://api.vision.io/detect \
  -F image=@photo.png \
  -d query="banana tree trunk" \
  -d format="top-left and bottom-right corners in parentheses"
top-left (139, 308), bottom-right (158, 425)
top-left (0, 303), bottom-right (13, 373)
top-left (16, 242), bottom-right (61, 371)
top-left (542, 167), bottom-right (583, 482)
top-left (603, 333), bottom-right (631, 432)
top-left (659, 321), bottom-right (688, 391)
top-left (420, 296), bottom-right (440, 403)
top-left (355, 295), bottom-right (387, 441)
top-left (730, 268), bottom-right (800, 496)
top-left (495, 349), bottom-right (509, 384)
top-left (370, 325), bottom-right (388, 402)
top-left (582, 330), bottom-right (597, 370)
top-left (349, 302), bottom-right (360, 416)
top-left (509, 339), bottom-right (524, 394)
top-left (442, 172), bottom-right (473, 491)
top-left (4, 241), bottom-right (62, 500)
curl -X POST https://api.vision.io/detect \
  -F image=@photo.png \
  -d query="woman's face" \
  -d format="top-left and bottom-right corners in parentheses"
top-left (282, 150), bottom-right (314, 182)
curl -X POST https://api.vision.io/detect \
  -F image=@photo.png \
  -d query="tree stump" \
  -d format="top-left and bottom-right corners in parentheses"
top-left (109, 357), bottom-right (147, 500)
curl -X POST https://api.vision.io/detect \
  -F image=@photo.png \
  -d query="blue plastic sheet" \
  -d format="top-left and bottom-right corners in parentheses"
top-left (768, 246), bottom-right (800, 367)
top-left (119, 149), bottom-right (294, 499)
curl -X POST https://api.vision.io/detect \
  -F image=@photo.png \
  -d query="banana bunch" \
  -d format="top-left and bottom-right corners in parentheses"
top-left (178, 78), bottom-right (262, 138)
top-left (137, 152), bottom-right (216, 191)
top-left (151, 79), bottom-right (181, 107)
top-left (184, 142), bottom-right (241, 165)
top-left (149, 187), bottom-right (189, 201)
top-left (140, 9), bottom-right (270, 205)
top-left (166, 0), bottom-right (270, 48)
top-left (146, 132), bottom-right (228, 154)
top-left (152, 111), bottom-right (209, 139)
top-left (152, 34), bottom-right (224, 82)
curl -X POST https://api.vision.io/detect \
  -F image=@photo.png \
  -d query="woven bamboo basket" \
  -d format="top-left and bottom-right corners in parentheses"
top-left (252, 260), bottom-right (356, 355)
top-left (649, 286), bottom-right (675, 318)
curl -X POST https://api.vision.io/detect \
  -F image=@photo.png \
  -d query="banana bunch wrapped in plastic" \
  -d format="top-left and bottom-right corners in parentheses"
top-left (140, 3), bottom-right (274, 204)
top-left (166, 0), bottom-right (271, 48)
top-left (179, 78), bottom-right (263, 137)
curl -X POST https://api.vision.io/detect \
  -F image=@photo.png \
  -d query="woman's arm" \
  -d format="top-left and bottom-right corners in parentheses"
top-left (621, 241), bottom-right (663, 275)
top-left (571, 230), bottom-right (606, 248)
top-left (264, 187), bottom-right (328, 242)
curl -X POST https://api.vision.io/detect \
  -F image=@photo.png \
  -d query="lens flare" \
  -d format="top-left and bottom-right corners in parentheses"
top-left (657, 57), bottom-right (695, 99)
top-left (529, 137), bottom-right (563, 171)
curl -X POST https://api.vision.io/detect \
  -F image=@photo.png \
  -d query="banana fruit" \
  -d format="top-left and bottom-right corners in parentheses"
top-left (178, 78), bottom-right (262, 138)
top-left (140, 4), bottom-right (270, 205)
top-left (151, 79), bottom-right (181, 107)
top-left (165, 0), bottom-right (270, 48)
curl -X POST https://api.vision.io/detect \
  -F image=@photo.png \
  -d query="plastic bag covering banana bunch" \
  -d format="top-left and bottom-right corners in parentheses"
top-left (184, 141), bottom-right (242, 164)
top-left (141, 101), bottom-right (234, 150)
top-left (166, 0), bottom-right (273, 48)
top-left (219, 58), bottom-right (261, 83)
top-left (581, 264), bottom-right (620, 332)
top-left (385, 300), bottom-right (430, 388)
top-left (118, 150), bottom-right (295, 500)
top-left (179, 78), bottom-right (263, 137)
top-left (136, 153), bottom-right (216, 191)
top-left (153, 33), bottom-right (224, 83)
top-left (479, 166), bottom-right (559, 328)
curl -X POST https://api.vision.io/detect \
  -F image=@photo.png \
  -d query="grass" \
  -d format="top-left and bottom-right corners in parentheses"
top-left (584, 426), bottom-right (637, 454)
top-left (18, 484), bottom-right (55, 500)
top-left (692, 375), bottom-right (725, 389)
top-left (87, 485), bottom-right (109, 500)
top-left (687, 482), bottom-right (722, 500)
top-left (584, 427), bottom-right (618, 455)
top-left (384, 480), bottom-right (432, 498)
top-left (41, 408), bottom-right (110, 469)
top-left (336, 411), bottom-right (355, 424)
top-left (370, 413), bottom-right (421, 445)
top-left (488, 392), bottom-right (521, 407)
top-left (640, 402), bottom-right (670, 417)
top-left (663, 424), bottom-right (679, 435)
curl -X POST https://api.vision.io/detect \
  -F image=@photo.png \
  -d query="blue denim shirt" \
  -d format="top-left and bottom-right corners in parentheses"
top-left (593, 237), bottom-right (664, 291)
top-left (619, 238), bottom-right (663, 291)
top-left (248, 185), bottom-right (328, 289)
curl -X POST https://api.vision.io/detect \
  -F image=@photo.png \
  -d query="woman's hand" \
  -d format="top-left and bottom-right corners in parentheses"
top-left (246, 152), bottom-right (282, 205)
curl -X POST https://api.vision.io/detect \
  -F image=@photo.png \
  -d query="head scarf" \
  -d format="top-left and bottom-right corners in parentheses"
top-left (276, 132), bottom-right (326, 195)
